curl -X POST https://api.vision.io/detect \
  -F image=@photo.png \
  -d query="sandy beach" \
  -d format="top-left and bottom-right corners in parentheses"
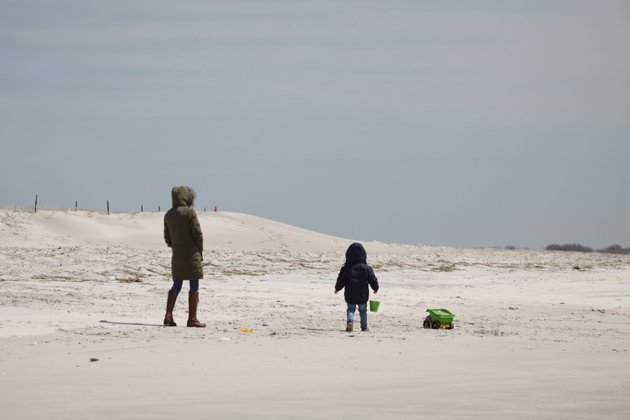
top-left (1, 209), bottom-right (629, 419)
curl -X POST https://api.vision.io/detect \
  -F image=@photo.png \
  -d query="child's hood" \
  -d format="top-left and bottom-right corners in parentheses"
top-left (345, 242), bottom-right (367, 265)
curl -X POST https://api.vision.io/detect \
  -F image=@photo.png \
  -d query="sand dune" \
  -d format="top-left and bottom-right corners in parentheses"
top-left (1, 209), bottom-right (347, 249)
top-left (1, 209), bottom-right (629, 419)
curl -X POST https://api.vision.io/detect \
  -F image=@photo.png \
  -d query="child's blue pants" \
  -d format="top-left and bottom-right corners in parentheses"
top-left (347, 303), bottom-right (368, 329)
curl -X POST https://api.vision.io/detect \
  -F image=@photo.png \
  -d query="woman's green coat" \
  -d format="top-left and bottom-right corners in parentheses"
top-left (164, 186), bottom-right (204, 280)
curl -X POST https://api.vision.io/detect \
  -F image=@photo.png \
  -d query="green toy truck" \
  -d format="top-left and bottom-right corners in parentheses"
top-left (423, 308), bottom-right (455, 330)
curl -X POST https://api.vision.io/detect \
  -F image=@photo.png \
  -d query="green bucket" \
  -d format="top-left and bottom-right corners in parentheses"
top-left (369, 300), bottom-right (380, 312)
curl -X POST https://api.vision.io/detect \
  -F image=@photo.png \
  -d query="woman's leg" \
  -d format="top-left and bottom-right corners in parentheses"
top-left (170, 280), bottom-right (183, 293)
top-left (187, 280), bottom-right (206, 328)
top-left (189, 279), bottom-right (199, 293)
top-left (164, 280), bottom-right (183, 327)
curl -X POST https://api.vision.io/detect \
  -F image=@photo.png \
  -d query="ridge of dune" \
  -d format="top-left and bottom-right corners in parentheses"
top-left (0, 209), bottom-right (352, 252)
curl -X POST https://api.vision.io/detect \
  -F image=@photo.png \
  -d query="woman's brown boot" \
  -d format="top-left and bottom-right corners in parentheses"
top-left (163, 290), bottom-right (179, 327)
top-left (187, 291), bottom-right (206, 328)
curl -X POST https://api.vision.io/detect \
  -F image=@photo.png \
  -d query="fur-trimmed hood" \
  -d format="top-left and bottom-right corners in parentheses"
top-left (171, 186), bottom-right (196, 208)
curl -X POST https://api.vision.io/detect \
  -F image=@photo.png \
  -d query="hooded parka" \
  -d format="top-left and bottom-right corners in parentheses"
top-left (335, 242), bottom-right (379, 304)
top-left (164, 186), bottom-right (204, 280)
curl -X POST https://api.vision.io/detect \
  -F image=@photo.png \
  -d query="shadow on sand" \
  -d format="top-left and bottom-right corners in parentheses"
top-left (99, 320), bottom-right (163, 327)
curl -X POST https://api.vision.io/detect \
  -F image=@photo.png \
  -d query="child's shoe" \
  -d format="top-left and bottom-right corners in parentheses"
top-left (346, 321), bottom-right (353, 332)
top-left (361, 326), bottom-right (370, 332)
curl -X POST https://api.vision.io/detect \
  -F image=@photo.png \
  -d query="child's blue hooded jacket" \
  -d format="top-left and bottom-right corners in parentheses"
top-left (335, 242), bottom-right (379, 304)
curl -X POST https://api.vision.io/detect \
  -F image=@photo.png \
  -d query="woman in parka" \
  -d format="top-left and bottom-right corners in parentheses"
top-left (163, 186), bottom-right (206, 328)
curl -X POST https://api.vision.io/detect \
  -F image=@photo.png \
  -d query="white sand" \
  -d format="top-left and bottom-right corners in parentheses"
top-left (1, 209), bottom-right (629, 419)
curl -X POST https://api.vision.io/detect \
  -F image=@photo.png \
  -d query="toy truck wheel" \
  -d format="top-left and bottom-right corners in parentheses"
top-left (447, 323), bottom-right (454, 330)
top-left (423, 317), bottom-right (431, 329)
top-left (431, 319), bottom-right (440, 329)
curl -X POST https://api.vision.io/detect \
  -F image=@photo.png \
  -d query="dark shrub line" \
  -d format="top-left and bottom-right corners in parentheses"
top-left (546, 243), bottom-right (630, 254)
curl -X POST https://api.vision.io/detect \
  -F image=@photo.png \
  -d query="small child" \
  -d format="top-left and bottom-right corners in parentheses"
top-left (334, 242), bottom-right (379, 332)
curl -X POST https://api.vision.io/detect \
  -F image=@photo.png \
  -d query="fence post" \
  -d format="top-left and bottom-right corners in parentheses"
top-left (34, 195), bottom-right (38, 213)
top-left (158, 206), bottom-right (161, 212)
top-left (107, 200), bottom-right (110, 215)
top-left (75, 201), bottom-right (78, 211)
top-left (141, 204), bottom-right (143, 212)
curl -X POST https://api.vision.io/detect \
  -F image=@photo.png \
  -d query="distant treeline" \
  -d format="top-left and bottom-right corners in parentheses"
top-left (545, 243), bottom-right (630, 254)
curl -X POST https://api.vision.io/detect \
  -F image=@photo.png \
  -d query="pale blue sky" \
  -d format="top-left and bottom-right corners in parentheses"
top-left (1, 0), bottom-right (629, 248)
